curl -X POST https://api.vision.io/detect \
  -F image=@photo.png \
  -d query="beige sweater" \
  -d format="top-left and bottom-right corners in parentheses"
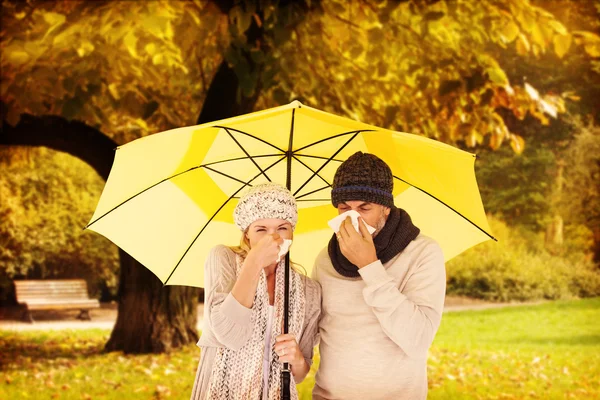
top-left (312, 234), bottom-right (446, 400)
top-left (191, 245), bottom-right (321, 400)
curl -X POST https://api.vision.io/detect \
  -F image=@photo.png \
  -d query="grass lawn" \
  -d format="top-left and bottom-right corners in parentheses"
top-left (1, 298), bottom-right (598, 399)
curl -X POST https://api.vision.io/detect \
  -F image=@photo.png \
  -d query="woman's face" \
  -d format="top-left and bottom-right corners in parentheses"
top-left (246, 218), bottom-right (293, 248)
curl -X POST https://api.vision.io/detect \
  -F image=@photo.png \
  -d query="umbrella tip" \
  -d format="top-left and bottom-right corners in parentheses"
top-left (290, 100), bottom-right (303, 108)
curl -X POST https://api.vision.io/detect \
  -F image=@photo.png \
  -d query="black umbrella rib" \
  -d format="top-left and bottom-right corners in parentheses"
top-left (86, 156), bottom-right (278, 229)
top-left (293, 129), bottom-right (374, 154)
top-left (291, 154), bottom-right (331, 188)
top-left (293, 132), bottom-right (360, 197)
top-left (296, 199), bottom-right (331, 202)
top-left (163, 156), bottom-right (287, 285)
top-left (213, 125), bottom-right (286, 153)
top-left (203, 154), bottom-right (282, 167)
top-left (86, 165), bottom-right (204, 229)
top-left (225, 128), bottom-right (272, 182)
top-left (286, 109), bottom-right (295, 190)
top-left (203, 166), bottom-right (253, 186)
top-left (295, 186), bottom-right (331, 200)
top-left (393, 175), bottom-right (497, 241)
top-left (293, 154), bottom-right (344, 163)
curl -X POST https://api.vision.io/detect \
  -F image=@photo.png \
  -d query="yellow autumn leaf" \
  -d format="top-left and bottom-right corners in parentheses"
top-left (548, 19), bottom-right (568, 35)
top-left (145, 43), bottom-right (157, 56)
top-left (500, 21), bottom-right (520, 43)
top-left (530, 23), bottom-right (546, 48)
top-left (77, 41), bottom-right (95, 58)
top-left (584, 43), bottom-right (600, 57)
top-left (5, 45), bottom-right (31, 66)
top-left (123, 31), bottom-right (138, 58)
top-left (487, 67), bottom-right (509, 85)
top-left (42, 11), bottom-right (66, 26)
top-left (516, 34), bottom-right (530, 55)
top-left (510, 134), bottom-right (525, 154)
top-left (553, 34), bottom-right (572, 58)
top-left (108, 83), bottom-right (120, 100)
top-left (152, 53), bottom-right (165, 65)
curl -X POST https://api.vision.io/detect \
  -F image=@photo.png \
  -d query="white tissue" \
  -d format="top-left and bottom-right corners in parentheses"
top-left (327, 210), bottom-right (376, 235)
top-left (277, 239), bottom-right (293, 263)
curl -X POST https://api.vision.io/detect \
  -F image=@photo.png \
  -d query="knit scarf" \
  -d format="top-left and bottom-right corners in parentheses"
top-left (205, 254), bottom-right (306, 400)
top-left (328, 207), bottom-right (420, 278)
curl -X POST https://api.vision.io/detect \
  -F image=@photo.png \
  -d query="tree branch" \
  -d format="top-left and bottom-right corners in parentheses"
top-left (0, 114), bottom-right (117, 181)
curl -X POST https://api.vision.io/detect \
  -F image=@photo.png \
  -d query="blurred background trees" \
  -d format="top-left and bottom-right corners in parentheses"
top-left (1, 0), bottom-right (599, 353)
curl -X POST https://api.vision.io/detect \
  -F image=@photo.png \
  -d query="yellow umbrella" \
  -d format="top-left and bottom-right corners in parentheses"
top-left (87, 100), bottom-right (494, 288)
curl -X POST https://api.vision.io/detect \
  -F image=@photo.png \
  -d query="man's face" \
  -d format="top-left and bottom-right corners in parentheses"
top-left (337, 201), bottom-right (390, 235)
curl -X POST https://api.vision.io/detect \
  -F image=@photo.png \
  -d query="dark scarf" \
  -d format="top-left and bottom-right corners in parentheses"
top-left (328, 207), bottom-right (420, 278)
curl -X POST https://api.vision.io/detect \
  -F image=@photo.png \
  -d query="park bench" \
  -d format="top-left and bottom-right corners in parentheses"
top-left (13, 279), bottom-right (100, 323)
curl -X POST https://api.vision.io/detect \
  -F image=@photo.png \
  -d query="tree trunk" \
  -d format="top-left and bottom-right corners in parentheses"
top-left (545, 160), bottom-right (564, 255)
top-left (105, 250), bottom-right (199, 353)
top-left (592, 227), bottom-right (600, 266)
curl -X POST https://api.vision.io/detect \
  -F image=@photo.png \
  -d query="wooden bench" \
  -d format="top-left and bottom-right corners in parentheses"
top-left (14, 279), bottom-right (100, 323)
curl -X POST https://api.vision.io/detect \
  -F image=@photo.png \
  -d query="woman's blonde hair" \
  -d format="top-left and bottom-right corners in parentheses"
top-left (229, 232), bottom-right (306, 276)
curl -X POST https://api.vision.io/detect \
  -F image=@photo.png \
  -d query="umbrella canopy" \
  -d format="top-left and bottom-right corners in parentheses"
top-left (87, 100), bottom-right (494, 288)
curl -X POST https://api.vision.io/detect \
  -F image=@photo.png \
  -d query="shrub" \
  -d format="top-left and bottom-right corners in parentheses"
top-left (446, 218), bottom-right (600, 301)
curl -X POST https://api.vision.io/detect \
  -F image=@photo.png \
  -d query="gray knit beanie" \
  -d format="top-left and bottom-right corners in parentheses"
top-left (331, 152), bottom-right (394, 207)
top-left (234, 183), bottom-right (298, 231)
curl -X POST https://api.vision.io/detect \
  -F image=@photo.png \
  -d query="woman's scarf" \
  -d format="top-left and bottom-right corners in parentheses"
top-left (206, 254), bottom-right (306, 399)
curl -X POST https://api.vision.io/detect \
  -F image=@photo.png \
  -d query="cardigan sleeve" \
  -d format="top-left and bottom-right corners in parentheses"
top-left (203, 245), bottom-right (254, 351)
top-left (297, 277), bottom-right (322, 367)
top-left (358, 240), bottom-right (446, 359)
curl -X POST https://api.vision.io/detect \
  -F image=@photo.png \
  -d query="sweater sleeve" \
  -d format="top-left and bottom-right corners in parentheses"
top-left (203, 245), bottom-right (254, 351)
top-left (358, 240), bottom-right (446, 359)
top-left (297, 277), bottom-right (322, 367)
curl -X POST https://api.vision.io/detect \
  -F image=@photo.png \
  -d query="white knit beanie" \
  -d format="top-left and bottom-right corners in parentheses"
top-left (234, 183), bottom-right (298, 231)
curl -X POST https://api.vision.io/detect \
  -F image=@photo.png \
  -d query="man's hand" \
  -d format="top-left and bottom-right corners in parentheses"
top-left (337, 216), bottom-right (378, 268)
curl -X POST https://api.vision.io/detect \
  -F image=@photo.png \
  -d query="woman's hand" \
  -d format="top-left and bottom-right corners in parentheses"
top-left (245, 233), bottom-right (283, 270)
top-left (275, 333), bottom-right (305, 371)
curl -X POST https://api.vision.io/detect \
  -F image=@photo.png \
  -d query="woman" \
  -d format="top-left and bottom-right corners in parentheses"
top-left (191, 183), bottom-right (321, 400)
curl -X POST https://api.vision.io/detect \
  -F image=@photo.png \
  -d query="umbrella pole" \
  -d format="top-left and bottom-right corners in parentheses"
top-left (280, 253), bottom-right (291, 400)
top-left (282, 110), bottom-right (294, 399)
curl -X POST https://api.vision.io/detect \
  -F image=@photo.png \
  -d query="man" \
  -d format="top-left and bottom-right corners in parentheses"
top-left (312, 151), bottom-right (446, 400)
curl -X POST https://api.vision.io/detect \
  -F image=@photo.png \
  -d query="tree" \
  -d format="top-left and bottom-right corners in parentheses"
top-left (0, 0), bottom-right (318, 353)
top-left (561, 119), bottom-right (600, 264)
top-left (1, 0), bottom-right (598, 352)
top-left (255, 0), bottom-right (599, 150)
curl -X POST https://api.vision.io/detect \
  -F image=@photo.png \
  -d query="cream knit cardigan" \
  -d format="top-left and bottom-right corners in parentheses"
top-left (191, 245), bottom-right (322, 400)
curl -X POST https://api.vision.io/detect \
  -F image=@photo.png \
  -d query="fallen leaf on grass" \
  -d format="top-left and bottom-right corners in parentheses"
top-left (155, 384), bottom-right (172, 398)
top-left (134, 386), bottom-right (148, 393)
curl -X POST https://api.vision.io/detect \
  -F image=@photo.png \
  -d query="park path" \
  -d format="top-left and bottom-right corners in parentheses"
top-left (0, 296), bottom-right (541, 332)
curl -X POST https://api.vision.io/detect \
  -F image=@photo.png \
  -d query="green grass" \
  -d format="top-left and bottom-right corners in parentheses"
top-left (1, 298), bottom-right (599, 399)
top-left (428, 298), bottom-right (600, 399)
